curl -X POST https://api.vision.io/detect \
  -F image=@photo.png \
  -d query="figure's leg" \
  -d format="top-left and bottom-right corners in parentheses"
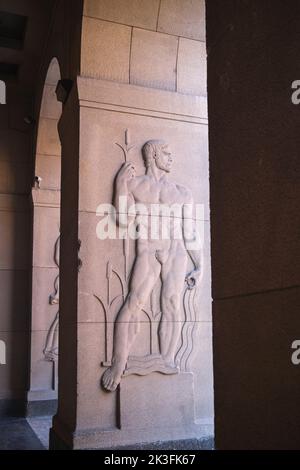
top-left (102, 248), bottom-right (160, 391)
top-left (159, 244), bottom-right (187, 366)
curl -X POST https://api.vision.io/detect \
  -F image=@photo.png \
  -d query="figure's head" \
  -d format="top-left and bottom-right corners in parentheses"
top-left (142, 140), bottom-right (173, 173)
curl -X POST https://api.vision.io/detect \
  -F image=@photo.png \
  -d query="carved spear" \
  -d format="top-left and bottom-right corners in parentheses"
top-left (115, 129), bottom-right (135, 282)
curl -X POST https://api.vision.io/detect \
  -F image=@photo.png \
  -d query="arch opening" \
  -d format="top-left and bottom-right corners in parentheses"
top-left (28, 58), bottom-right (62, 413)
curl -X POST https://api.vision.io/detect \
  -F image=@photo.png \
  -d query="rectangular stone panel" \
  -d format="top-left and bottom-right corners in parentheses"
top-left (31, 188), bottom-right (60, 208)
top-left (177, 38), bottom-right (207, 96)
top-left (81, 17), bottom-right (131, 83)
top-left (130, 28), bottom-right (178, 91)
top-left (32, 205), bottom-right (60, 268)
top-left (35, 154), bottom-right (61, 190)
top-left (36, 118), bottom-right (61, 157)
top-left (158, 0), bottom-right (206, 41)
top-left (120, 372), bottom-right (195, 430)
top-left (84, 0), bottom-right (160, 31)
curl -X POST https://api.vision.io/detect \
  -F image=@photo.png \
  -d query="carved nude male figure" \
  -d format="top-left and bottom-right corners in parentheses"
top-left (102, 140), bottom-right (202, 391)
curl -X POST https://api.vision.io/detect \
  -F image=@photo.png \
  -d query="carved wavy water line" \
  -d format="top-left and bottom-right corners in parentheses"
top-left (183, 288), bottom-right (197, 371)
top-left (123, 364), bottom-right (178, 377)
top-left (181, 289), bottom-right (192, 370)
top-left (174, 289), bottom-right (186, 366)
top-left (181, 290), bottom-right (195, 370)
top-left (124, 353), bottom-right (178, 377)
top-left (176, 285), bottom-right (198, 372)
top-left (186, 288), bottom-right (198, 370)
top-left (181, 323), bottom-right (193, 371)
top-left (176, 287), bottom-right (189, 370)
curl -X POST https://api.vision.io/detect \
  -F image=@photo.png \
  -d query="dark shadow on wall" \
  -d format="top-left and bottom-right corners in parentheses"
top-left (0, 83), bottom-right (31, 419)
top-left (206, 0), bottom-right (300, 449)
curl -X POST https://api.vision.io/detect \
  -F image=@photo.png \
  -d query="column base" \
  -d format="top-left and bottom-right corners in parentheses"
top-left (50, 372), bottom-right (213, 449)
top-left (49, 425), bottom-right (214, 450)
top-left (26, 399), bottom-right (57, 417)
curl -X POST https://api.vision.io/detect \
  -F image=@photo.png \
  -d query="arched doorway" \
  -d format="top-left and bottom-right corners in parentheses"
top-left (27, 58), bottom-right (62, 416)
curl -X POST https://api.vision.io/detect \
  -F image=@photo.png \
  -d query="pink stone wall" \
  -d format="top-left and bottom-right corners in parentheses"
top-left (1, 3), bottom-right (212, 444)
top-left (82, 0), bottom-right (207, 96)
top-left (51, 0), bottom-right (213, 447)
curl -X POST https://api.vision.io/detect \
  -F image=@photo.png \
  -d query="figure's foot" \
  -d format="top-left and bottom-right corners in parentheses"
top-left (166, 363), bottom-right (179, 373)
top-left (101, 365), bottom-right (123, 392)
top-left (163, 359), bottom-right (179, 374)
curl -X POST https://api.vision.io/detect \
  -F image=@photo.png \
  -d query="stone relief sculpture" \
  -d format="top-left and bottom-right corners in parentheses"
top-left (94, 261), bottom-right (126, 365)
top-left (44, 235), bottom-right (60, 363)
top-left (101, 139), bottom-right (203, 392)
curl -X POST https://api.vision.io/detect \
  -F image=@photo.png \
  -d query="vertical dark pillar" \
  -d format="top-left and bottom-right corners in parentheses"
top-left (206, 0), bottom-right (300, 449)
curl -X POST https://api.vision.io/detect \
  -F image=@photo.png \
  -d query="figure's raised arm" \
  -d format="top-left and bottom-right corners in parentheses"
top-left (114, 162), bottom-right (135, 228)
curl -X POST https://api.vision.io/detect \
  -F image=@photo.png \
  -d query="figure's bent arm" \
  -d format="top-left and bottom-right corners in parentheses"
top-left (182, 190), bottom-right (203, 274)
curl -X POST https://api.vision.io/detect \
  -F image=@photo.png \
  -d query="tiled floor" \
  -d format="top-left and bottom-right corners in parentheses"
top-left (0, 418), bottom-right (46, 450)
top-left (0, 416), bottom-right (214, 450)
top-left (27, 417), bottom-right (52, 449)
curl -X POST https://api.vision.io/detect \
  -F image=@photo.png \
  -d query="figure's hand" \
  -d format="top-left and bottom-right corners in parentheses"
top-left (116, 162), bottom-right (135, 185)
top-left (185, 268), bottom-right (202, 290)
